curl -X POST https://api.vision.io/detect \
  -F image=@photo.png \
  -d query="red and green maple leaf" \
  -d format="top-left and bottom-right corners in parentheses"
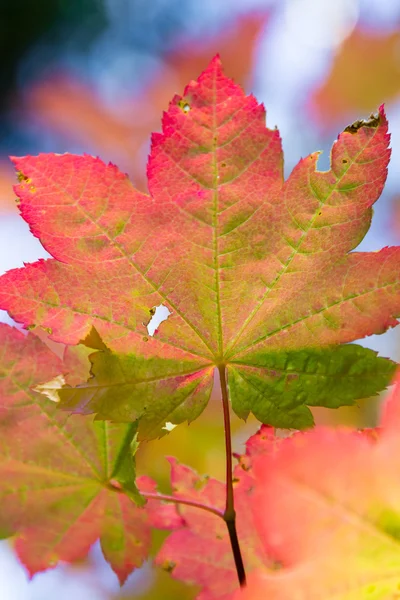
top-left (0, 57), bottom-right (399, 438)
top-left (0, 324), bottom-right (182, 582)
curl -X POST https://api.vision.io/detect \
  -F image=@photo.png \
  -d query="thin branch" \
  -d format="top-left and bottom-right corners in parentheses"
top-left (218, 365), bottom-right (247, 588)
top-left (141, 490), bottom-right (224, 519)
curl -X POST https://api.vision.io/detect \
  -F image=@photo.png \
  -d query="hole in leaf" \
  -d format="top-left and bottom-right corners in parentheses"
top-left (316, 151), bottom-right (330, 171)
top-left (146, 304), bottom-right (172, 336)
top-left (162, 422), bottom-right (177, 432)
top-left (33, 374), bottom-right (66, 403)
top-left (178, 99), bottom-right (191, 113)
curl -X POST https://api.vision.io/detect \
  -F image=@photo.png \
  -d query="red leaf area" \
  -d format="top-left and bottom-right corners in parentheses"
top-left (0, 56), bottom-right (399, 435)
top-left (155, 428), bottom-right (280, 599)
top-left (0, 324), bottom-right (182, 583)
top-left (156, 375), bottom-right (400, 599)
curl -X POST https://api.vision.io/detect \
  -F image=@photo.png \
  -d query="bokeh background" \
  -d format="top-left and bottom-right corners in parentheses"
top-left (1, 0), bottom-right (400, 598)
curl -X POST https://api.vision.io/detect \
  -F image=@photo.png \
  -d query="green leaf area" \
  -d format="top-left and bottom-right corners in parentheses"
top-left (59, 338), bottom-right (395, 438)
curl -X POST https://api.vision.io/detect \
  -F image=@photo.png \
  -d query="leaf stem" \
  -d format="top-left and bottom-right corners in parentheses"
top-left (218, 365), bottom-right (247, 588)
top-left (141, 491), bottom-right (224, 519)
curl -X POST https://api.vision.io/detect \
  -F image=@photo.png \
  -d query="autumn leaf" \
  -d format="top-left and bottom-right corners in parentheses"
top-left (311, 26), bottom-right (400, 124)
top-left (0, 324), bottom-right (181, 582)
top-left (0, 57), bottom-right (399, 438)
top-left (155, 453), bottom-right (272, 600)
top-left (152, 426), bottom-right (283, 599)
top-left (232, 372), bottom-right (400, 599)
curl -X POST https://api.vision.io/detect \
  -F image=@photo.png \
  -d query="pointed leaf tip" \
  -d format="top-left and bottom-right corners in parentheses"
top-left (210, 53), bottom-right (222, 64)
top-left (202, 53), bottom-right (224, 76)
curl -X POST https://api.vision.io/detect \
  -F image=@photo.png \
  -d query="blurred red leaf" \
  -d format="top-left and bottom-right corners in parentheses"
top-left (156, 375), bottom-right (400, 599)
top-left (155, 447), bottom-right (275, 600)
top-left (311, 26), bottom-right (400, 124)
top-left (235, 373), bottom-right (400, 599)
top-left (0, 324), bottom-right (182, 583)
top-left (0, 160), bottom-right (19, 212)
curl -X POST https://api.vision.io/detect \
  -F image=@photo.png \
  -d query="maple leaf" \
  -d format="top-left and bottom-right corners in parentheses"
top-left (311, 26), bottom-right (400, 124)
top-left (153, 427), bottom-right (286, 599)
top-left (232, 372), bottom-right (400, 599)
top-left (0, 324), bottom-right (181, 582)
top-left (0, 57), bottom-right (399, 437)
top-left (155, 453), bottom-right (273, 600)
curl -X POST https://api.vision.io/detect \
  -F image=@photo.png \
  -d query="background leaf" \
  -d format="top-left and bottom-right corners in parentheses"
top-left (155, 455), bottom-right (271, 600)
top-left (311, 26), bottom-right (400, 125)
top-left (0, 324), bottom-right (181, 582)
top-left (155, 375), bottom-right (400, 599)
top-left (235, 373), bottom-right (400, 599)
